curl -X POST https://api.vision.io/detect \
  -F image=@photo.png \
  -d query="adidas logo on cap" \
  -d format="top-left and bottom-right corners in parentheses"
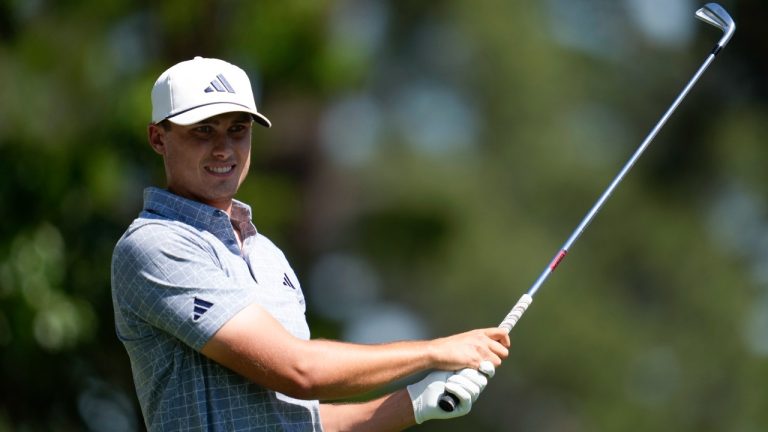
top-left (205, 74), bottom-right (236, 94)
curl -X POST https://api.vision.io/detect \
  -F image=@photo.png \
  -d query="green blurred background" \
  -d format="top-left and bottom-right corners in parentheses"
top-left (2, 0), bottom-right (767, 430)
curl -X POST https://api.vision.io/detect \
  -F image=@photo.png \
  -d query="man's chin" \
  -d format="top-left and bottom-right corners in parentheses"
top-left (196, 189), bottom-right (239, 209)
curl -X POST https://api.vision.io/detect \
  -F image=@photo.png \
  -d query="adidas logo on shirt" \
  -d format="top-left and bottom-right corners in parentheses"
top-left (193, 297), bottom-right (214, 321)
top-left (204, 74), bottom-right (235, 93)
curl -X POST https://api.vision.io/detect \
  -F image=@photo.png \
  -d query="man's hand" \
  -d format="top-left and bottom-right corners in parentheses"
top-left (427, 327), bottom-right (510, 372)
top-left (406, 362), bottom-right (494, 424)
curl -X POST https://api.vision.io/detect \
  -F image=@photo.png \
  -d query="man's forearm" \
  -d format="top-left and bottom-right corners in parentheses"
top-left (202, 303), bottom-right (509, 400)
top-left (297, 339), bottom-right (434, 399)
top-left (319, 389), bottom-right (415, 432)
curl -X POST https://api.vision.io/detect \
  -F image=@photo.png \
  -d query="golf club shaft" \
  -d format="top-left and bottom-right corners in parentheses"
top-left (506, 48), bottom-right (719, 324)
top-left (438, 44), bottom-right (728, 413)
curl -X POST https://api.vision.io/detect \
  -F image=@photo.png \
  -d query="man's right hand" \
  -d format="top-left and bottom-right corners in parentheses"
top-left (427, 327), bottom-right (510, 372)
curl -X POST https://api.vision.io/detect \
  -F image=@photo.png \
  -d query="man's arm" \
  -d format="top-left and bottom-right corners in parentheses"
top-left (318, 367), bottom-right (493, 432)
top-left (319, 390), bottom-right (415, 432)
top-left (201, 302), bottom-right (509, 400)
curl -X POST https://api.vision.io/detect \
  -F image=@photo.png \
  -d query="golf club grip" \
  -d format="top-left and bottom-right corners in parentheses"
top-left (438, 392), bottom-right (461, 412)
top-left (498, 293), bottom-right (533, 332)
top-left (438, 294), bottom-right (534, 412)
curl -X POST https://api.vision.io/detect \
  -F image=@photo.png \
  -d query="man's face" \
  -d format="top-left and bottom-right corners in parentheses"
top-left (148, 111), bottom-right (253, 213)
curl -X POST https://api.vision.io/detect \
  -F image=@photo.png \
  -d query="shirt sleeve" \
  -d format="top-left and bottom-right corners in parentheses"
top-left (112, 221), bottom-right (258, 350)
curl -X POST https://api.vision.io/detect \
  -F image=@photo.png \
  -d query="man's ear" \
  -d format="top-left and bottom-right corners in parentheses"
top-left (148, 123), bottom-right (167, 155)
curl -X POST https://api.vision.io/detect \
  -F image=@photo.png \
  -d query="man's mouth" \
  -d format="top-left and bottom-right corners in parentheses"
top-left (206, 165), bottom-right (235, 174)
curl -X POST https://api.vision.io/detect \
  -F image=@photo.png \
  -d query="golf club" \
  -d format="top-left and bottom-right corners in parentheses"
top-left (438, 2), bottom-right (735, 412)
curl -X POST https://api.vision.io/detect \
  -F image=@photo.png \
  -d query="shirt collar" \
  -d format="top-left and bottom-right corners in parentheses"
top-left (141, 187), bottom-right (257, 249)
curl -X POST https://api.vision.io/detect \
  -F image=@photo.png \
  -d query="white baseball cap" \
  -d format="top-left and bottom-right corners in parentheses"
top-left (151, 56), bottom-right (271, 127)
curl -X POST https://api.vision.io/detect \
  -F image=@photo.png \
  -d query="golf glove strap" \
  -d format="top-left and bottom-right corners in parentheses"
top-left (406, 364), bottom-right (493, 424)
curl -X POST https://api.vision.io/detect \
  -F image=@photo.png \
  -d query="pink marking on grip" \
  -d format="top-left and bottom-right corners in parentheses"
top-left (550, 249), bottom-right (567, 270)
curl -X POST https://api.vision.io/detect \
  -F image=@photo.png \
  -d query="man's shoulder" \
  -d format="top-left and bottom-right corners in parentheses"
top-left (114, 217), bottom-right (210, 257)
top-left (110, 217), bottom-right (223, 292)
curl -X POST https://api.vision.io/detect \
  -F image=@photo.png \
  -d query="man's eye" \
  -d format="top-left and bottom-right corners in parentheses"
top-left (229, 124), bottom-right (247, 133)
top-left (195, 126), bottom-right (213, 134)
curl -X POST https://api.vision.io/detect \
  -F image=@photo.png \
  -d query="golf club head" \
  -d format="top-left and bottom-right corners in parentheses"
top-left (695, 3), bottom-right (735, 47)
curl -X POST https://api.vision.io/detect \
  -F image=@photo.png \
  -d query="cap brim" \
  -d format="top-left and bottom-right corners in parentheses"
top-left (166, 102), bottom-right (271, 128)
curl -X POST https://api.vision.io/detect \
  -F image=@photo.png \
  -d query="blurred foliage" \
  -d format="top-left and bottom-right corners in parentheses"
top-left (2, 0), bottom-right (768, 431)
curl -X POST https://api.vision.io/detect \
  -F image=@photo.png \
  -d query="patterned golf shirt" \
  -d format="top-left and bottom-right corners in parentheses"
top-left (111, 187), bottom-right (322, 431)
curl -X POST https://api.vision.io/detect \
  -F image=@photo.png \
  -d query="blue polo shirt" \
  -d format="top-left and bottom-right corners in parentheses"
top-left (111, 187), bottom-right (322, 431)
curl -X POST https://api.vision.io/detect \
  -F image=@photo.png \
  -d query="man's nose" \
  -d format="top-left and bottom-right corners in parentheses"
top-left (211, 136), bottom-right (234, 158)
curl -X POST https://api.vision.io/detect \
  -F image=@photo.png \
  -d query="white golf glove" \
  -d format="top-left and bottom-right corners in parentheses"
top-left (406, 361), bottom-right (495, 424)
